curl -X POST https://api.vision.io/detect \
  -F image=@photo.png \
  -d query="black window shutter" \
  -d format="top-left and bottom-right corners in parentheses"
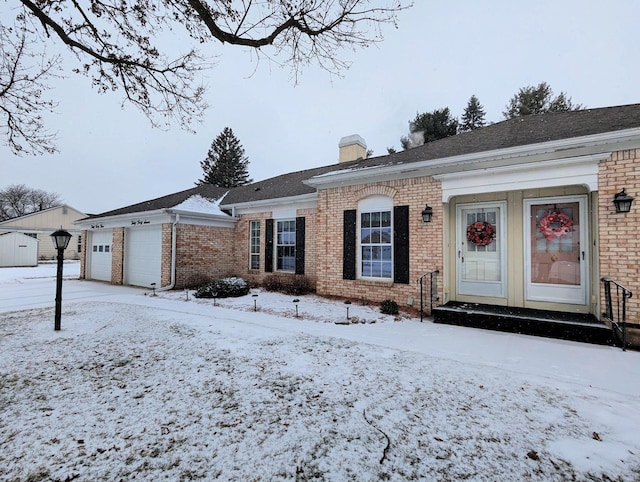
top-left (265, 219), bottom-right (274, 273)
top-left (295, 216), bottom-right (305, 275)
top-left (343, 209), bottom-right (356, 280)
top-left (393, 205), bottom-right (410, 284)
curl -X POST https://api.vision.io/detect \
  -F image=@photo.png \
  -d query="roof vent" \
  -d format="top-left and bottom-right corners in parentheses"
top-left (338, 134), bottom-right (367, 163)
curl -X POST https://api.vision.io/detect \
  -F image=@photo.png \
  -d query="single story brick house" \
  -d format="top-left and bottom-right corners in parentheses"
top-left (76, 104), bottom-right (640, 346)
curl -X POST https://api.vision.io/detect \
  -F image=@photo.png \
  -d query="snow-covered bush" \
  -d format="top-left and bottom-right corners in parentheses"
top-left (380, 299), bottom-right (399, 315)
top-left (194, 277), bottom-right (250, 298)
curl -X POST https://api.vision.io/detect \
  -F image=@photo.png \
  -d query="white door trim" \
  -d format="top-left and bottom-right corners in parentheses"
top-left (456, 201), bottom-right (507, 298)
top-left (523, 195), bottom-right (588, 305)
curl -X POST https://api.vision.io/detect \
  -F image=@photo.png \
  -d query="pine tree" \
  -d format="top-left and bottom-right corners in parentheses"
top-left (198, 127), bottom-right (252, 188)
top-left (503, 82), bottom-right (583, 119)
top-left (401, 107), bottom-right (458, 149)
top-left (459, 95), bottom-right (486, 133)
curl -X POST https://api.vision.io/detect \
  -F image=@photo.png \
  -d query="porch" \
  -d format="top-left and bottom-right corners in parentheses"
top-left (432, 301), bottom-right (614, 346)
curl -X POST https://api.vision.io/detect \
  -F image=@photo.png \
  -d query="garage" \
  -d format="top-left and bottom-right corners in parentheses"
top-left (124, 226), bottom-right (162, 288)
top-left (0, 232), bottom-right (38, 267)
top-left (88, 230), bottom-right (113, 282)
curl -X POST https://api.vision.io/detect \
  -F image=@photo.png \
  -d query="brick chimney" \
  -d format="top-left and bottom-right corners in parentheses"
top-left (338, 134), bottom-right (367, 163)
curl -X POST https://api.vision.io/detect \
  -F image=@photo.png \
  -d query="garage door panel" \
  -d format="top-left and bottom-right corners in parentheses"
top-left (125, 227), bottom-right (161, 288)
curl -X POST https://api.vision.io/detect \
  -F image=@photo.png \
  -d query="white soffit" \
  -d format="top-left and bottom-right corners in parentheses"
top-left (433, 154), bottom-right (608, 202)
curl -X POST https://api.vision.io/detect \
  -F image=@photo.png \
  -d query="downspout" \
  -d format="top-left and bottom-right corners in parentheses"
top-left (159, 213), bottom-right (179, 291)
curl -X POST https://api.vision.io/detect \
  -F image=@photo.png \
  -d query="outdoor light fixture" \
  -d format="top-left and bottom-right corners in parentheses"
top-left (421, 204), bottom-right (433, 223)
top-left (50, 228), bottom-right (73, 331)
top-left (613, 188), bottom-right (634, 214)
top-left (293, 298), bottom-right (300, 317)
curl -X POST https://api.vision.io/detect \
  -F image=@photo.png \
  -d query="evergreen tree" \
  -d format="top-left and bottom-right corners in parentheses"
top-left (401, 107), bottom-right (458, 149)
top-left (503, 82), bottom-right (583, 119)
top-left (198, 128), bottom-right (252, 188)
top-left (459, 95), bottom-right (486, 132)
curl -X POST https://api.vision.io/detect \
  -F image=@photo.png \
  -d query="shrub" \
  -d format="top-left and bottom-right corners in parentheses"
top-left (194, 277), bottom-right (250, 299)
top-left (263, 274), bottom-right (313, 296)
top-left (380, 299), bottom-right (399, 315)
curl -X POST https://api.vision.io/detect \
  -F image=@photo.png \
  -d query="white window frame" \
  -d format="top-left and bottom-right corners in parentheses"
top-left (358, 196), bottom-right (393, 281)
top-left (249, 220), bottom-right (260, 270)
top-left (276, 219), bottom-right (296, 272)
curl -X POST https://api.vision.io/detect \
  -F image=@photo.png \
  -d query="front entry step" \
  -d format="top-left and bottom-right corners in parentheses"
top-left (432, 301), bottom-right (614, 346)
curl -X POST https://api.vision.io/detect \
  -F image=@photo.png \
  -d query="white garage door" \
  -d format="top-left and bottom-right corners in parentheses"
top-left (89, 230), bottom-right (113, 282)
top-left (125, 226), bottom-right (162, 288)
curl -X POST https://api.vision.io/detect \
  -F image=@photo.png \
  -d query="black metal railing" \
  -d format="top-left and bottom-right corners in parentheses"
top-left (601, 277), bottom-right (633, 351)
top-left (417, 270), bottom-right (440, 322)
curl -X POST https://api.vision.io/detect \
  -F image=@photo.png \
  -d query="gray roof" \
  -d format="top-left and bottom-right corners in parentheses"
top-left (87, 104), bottom-right (640, 217)
top-left (223, 103), bottom-right (640, 205)
top-left (84, 185), bottom-right (229, 220)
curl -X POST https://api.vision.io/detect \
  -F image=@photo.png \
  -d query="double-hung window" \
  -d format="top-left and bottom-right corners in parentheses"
top-left (249, 221), bottom-right (260, 270)
top-left (360, 210), bottom-right (392, 279)
top-left (343, 197), bottom-right (409, 284)
top-left (276, 220), bottom-right (296, 272)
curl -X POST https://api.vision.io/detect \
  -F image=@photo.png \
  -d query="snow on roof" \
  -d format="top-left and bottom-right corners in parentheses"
top-left (171, 194), bottom-right (229, 216)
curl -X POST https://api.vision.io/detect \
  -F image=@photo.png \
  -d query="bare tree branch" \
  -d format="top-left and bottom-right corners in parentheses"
top-left (2, 0), bottom-right (410, 155)
top-left (1, 22), bottom-right (60, 155)
top-left (0, 183), bottom-right (61, 220)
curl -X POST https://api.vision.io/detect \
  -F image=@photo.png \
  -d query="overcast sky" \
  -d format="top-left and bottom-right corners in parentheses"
top-left (3, 1), bottom-right (640, 215)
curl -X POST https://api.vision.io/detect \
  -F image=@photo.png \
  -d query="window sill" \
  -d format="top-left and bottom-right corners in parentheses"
top-left (355, 277), bottom-right (394, 286)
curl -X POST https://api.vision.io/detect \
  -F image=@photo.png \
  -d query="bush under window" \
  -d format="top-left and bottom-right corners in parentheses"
top-left (194, 277), bottom-right (250, 299)
top-left (263, 274), bottom-right (313, 295)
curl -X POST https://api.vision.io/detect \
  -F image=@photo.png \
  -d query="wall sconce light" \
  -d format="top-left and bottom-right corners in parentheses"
top-left (421, 204), bottom-right (433, 223)
top-left (613, 188), bottom-right (634, 214)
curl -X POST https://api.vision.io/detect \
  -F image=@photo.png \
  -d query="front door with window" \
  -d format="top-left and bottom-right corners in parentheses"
top-left (456, 202), bottom-right (506, 298)
top-left (524, 196), bottom-right (588, 305)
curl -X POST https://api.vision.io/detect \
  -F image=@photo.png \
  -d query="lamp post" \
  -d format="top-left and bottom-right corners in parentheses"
top-left (50, 229), bottom-right (72, 331)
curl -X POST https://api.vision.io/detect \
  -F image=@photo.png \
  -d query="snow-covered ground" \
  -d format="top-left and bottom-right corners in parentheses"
top-left (1, 263), bottom-right (639, 481)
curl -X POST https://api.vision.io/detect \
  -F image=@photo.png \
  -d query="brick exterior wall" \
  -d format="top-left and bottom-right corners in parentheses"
top-left (111, 228), bottom-right (124, 285)
top-left (173, 224), bottom-right (236, 289)
top-left (161, 224), bottom-right (173, 288)
top-left (233, 209), bottom-right (318, 288)
top-left (316, 176), bottom-right (443, 307)
top-left (79, 230), bottom-right (87, 280)
top-left (297, 207), bottom-right (318, 285)
top-left (598, 149), bottom-right (640, 344)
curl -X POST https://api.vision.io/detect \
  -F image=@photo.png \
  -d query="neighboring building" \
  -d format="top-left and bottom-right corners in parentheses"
top-left (75, 104), bottom-right (640, 347)
top-left (0, 232), bottom-right (38, 267)
top-left (0, 205), bottom-right (85, 264)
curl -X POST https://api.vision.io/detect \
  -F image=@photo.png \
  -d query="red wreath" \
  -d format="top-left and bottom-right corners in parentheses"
top-left (539, 211), bottom-right (573, 241)
top-left (466, 221), bottom-right (496, 246)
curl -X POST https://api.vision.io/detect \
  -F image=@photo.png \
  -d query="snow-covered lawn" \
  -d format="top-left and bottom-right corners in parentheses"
top-left (1, 264), bottom-right (639, 481)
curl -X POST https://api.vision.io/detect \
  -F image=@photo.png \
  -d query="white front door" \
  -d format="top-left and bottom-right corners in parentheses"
top-left (524, 196), bottom-right (588, 305)
top-left (456, 202), bottom-right (507, 298)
